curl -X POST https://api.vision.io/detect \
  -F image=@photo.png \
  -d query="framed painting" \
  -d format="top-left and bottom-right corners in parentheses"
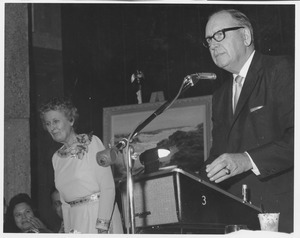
top-left (102, 95), bottom-right (212, 181)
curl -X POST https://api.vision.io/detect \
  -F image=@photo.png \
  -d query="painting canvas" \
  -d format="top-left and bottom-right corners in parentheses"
top-left (102, 95), bottom-right (212, 182)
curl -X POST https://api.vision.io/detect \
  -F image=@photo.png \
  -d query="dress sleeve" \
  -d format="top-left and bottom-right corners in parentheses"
top-left (90, 136), bottom-right (116, 230)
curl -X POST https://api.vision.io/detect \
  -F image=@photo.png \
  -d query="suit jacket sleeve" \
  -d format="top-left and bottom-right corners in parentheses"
top-left (246, 56), bottom-right (294, 179)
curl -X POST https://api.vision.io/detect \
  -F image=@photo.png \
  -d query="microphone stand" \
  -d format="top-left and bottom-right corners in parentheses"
top-left (123, 74), bottom-right (200, 234)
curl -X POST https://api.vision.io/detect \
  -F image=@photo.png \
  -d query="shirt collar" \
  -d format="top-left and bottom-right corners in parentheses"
top-left (233, 50), bottom-right (255, 79)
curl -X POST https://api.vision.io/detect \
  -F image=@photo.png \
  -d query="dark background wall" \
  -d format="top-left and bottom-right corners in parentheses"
top-left (60, 3), bottom-right (295, 137)
top-left (11, 3), bottom-right (295, 231)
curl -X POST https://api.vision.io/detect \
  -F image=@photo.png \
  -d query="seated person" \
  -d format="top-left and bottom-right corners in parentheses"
top-left (50, 187), bottom-right (64, 233)
top-left (4, 193), bottom-right (52, 233)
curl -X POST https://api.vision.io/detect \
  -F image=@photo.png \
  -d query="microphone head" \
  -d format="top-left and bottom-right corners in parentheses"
top-left (193, 72), bottom-right (217, 81)
top-left (184, 72), bottom-right (216, 87)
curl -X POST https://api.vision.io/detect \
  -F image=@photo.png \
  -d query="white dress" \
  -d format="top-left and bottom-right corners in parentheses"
top-left (52, 134), bottom-right (123, 234)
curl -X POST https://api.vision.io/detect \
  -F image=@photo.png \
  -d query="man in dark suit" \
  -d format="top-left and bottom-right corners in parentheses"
top-left (202, 9), bottom-right (294, 232)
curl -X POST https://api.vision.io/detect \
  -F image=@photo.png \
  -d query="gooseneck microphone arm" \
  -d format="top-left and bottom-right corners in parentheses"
top-left (130, 72), bottom-right (212, 139)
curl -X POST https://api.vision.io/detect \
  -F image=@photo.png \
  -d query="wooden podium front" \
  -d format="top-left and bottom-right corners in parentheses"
top-left (120, 167), bottom-right (261, 234)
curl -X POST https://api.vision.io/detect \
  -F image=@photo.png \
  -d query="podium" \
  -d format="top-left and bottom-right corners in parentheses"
top-left (120, 167), bottom-right (261, 234)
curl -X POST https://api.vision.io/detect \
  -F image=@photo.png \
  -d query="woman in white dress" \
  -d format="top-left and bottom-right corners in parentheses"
top-left (39, 98), bottom-right (123, 234)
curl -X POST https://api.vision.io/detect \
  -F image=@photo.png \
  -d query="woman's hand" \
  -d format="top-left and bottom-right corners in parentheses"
top-left (27, 216), bottom-right (52, 232)
top-left (28, 216), bottom-right (46, 229)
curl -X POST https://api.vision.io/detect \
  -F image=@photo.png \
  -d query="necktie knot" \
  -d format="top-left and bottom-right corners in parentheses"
top-left (235, 75), bottom-right (243, 84)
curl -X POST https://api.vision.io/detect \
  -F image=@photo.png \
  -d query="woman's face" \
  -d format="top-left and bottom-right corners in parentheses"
top-left (13, 202), bottom-right (34, 232)
top-left (43, 110), bottom-right (74, 144)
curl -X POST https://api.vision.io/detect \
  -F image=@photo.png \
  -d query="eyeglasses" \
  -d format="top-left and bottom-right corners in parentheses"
top-left (203, 26), bottom-right (244, 48)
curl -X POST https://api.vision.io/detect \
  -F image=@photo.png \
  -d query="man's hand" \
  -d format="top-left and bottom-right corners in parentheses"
top-left (206, 153), bottom-right (253, 183)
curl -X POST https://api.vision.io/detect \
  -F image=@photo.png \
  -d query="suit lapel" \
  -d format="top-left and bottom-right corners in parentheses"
top-left (230, 52), bottom-right (263, 127)
top-left (216, 78), bottom-right (234, 124)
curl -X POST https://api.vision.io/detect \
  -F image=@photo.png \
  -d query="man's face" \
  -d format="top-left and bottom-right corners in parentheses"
top-left (205, 12), bottom-right (248, 74)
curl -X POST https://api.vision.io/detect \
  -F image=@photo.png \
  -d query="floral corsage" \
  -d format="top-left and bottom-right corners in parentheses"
top-left (57, 132), bottom-right (93, 160)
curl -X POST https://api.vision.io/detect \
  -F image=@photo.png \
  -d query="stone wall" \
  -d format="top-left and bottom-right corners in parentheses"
top-left (4, 3), bottom-right (31, 202)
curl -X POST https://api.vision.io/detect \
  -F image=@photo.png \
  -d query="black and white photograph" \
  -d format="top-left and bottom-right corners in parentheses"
top-left (1, 0), bottom-right (299, 237)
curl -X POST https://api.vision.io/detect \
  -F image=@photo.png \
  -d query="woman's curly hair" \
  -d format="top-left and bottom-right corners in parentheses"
top-left (39, 98), bottom-right (79, 130)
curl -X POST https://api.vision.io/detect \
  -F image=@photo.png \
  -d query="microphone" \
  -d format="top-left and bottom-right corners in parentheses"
top-left (112, 138), bottom-right (128, 151)
top-left (185, 72), bottom-right (217, 84)
top-left (181, 72), bottom-right (216, 94)
top-left (96, 139), bottom-right (128, 167)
